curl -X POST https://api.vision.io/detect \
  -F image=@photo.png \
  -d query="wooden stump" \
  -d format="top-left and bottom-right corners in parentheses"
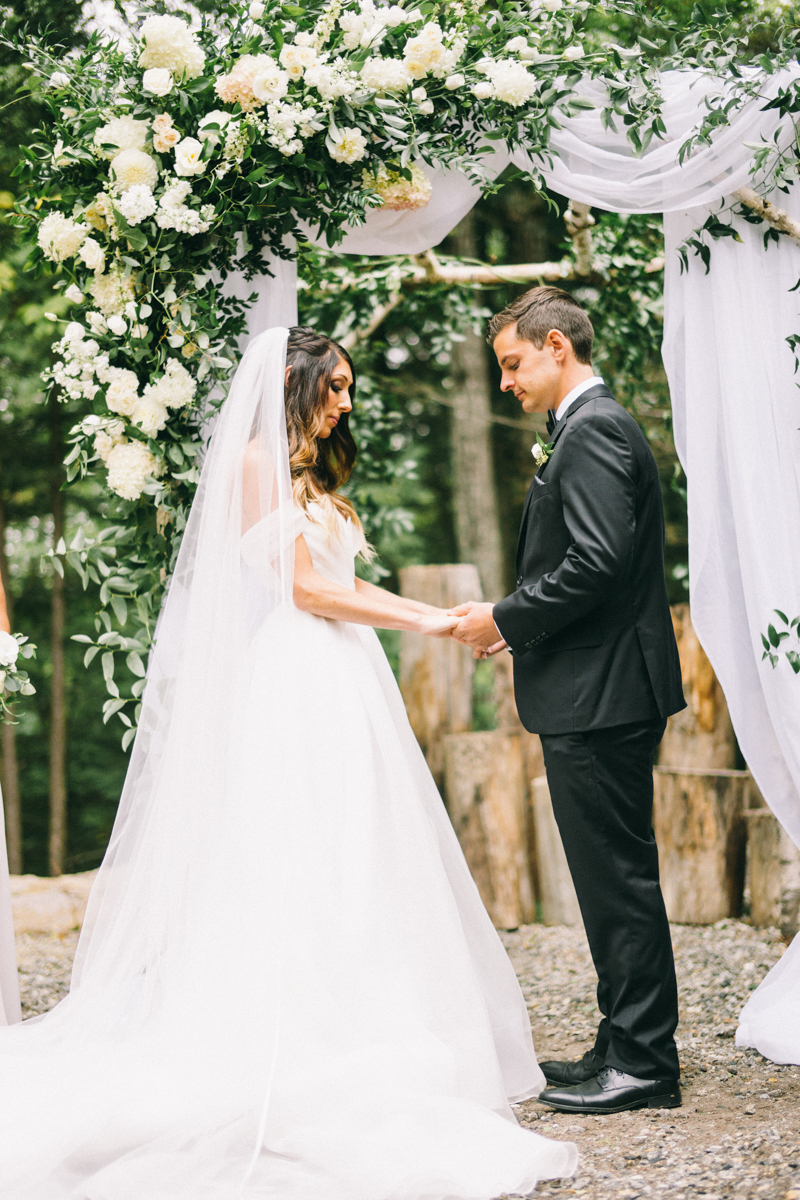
top-left (399, 564), bottom-right (481, 788)
top-left (653, 767), bottom-right (750, 923)
top-left (530, 776), bottom-right (582, 927)
top-left (443, 730), bottom-right (535, 930)
top-left (659, 604), bottom-right (737, 769)
top-left (746, 806), bottom-right (800, 940)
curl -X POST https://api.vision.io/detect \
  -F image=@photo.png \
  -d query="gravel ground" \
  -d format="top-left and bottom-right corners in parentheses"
top-left (14, 921), bottom-right (799, 1199)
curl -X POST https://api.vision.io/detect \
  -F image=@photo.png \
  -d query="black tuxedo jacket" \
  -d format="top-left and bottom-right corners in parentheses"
top-left (493, 384), bottom-right (686, 735)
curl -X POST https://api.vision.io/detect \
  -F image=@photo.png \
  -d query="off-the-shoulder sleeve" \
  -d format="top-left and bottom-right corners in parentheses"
top-left (240, 506), bottom-right (306, 590)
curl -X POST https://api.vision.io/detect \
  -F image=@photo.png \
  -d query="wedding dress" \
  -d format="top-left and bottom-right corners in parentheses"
top-left (0, 328), bottom-right (576, 1199)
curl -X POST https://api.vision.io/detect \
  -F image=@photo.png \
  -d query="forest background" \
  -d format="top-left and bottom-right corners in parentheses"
top-left (0, 0), bottom-right (780, 877)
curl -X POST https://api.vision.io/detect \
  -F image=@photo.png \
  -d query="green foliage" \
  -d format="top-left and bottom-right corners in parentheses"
top-left (761, 609), bottom-right (800, 674)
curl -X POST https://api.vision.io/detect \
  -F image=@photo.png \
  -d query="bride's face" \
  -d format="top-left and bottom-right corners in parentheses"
top-left (317, 355), bottom-right (354, 439)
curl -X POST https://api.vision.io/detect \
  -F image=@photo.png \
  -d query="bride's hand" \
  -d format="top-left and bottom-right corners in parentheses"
top-left (416, 611), bottom-right (459, 638)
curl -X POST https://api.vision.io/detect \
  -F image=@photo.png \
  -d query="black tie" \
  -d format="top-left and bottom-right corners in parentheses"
top-left (546, 409), bottom-right (557, 436)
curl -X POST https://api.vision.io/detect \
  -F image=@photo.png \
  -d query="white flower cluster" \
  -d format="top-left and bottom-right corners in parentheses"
top-left (404, 23), bottom-right (464, 80)
top-left (93, 115), bottom-right (149, 160)
top-left (0, 631), bottom-right (20, 668)
top-left (215, 54), bottom-right (290, 112)
top-left (304, 59), bottom-right (358, 101)
top-left (266, 101), bottom-right (325, 156)
top-left (138, 15), bottom-right (206, 81)
top-left (38, 212), bottom-right (87, 262)
top-left (360, 56), bottom-right (411, 92)
top-left (106, 440), bottom-right (161, 502)
top-left (279, 40), bottom-right (319, 81)
top-left (117, 184), bottom-right (157, 226)
top-left (81, 414), bottom-right (127, 463)
top-left (152, 112), bottom-right (181, 154)
top-left (155, 181), bottom-right (215, 235)
top-left (90, 269), bottom-right (136, 317)
top-left (50, 323), bottom-right (107, 401)
top-left (363, 162), bottom-right (432, 210)
top-left (143, 358), bottom-right (197, 411)
top-left (474, 58), bottom-right (537, 106)
top-left (339, 0), bottom-right (409, 51)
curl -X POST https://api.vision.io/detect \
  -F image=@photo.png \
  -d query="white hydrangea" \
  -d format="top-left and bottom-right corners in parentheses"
top-left (339, 9), bottom-right (370, 50)
top-left (106, 440), bottom-right (160, 501)
top-left (90, 270), bottom-right (136, 317)
top-left (37, 212), bottom-right (88, 262)
top-left (304, 60), bottom-right (357, 101)
top-left (64, 283), bottom-right (83, 303)
top-left (110, 148), bottom-right (159, 191)
top-left (403, 23), bottom-right (462, 79)
top-left (105, 367), bottom-right (140, 416)
top-left (138, 15), bottom-right (206, 81)
top-left (143, 358), bottom-right (197, 410)
top-left (155, 180), bottom-right (215, 235)
top-left (131, 393), bottom-right (169, 437)
top-left (360, 57), bottom-right (411, 91)
top-left (327, 125), bottom-right (368, 164)
top-left (94, 116), bottom-right (149, 160)
top-left (483, 59), bottom-right (536, 106)
top-left (117, 184), bottom-right (157, 226)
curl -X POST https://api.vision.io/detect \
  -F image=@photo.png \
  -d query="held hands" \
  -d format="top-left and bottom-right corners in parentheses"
top-left (448, 602), bottom-right (508, 659)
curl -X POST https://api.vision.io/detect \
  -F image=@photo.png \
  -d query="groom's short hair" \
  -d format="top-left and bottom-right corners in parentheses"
top-left (487, 286), bottom-right (594, 364)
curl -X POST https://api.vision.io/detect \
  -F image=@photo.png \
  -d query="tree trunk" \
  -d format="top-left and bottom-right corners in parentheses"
top-left (48, 395), bottom-right (67, 878)
top-left (447, 211), bottom-right (505, 603)
top-left (0, 495), bottom-right (22, 875)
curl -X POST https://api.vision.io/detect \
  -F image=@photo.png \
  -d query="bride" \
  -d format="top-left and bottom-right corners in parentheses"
top-left (0, 326), bottom-right (577, 1199)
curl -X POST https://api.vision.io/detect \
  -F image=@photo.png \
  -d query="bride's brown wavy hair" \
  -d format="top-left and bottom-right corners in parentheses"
top-left (285, 326), bottom-right (373, 557)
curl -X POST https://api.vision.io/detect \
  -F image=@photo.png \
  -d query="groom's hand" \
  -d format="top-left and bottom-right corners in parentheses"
top-left (449, 602), bottom-right (504, 657)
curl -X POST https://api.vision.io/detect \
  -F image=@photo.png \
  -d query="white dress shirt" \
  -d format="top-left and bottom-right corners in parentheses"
top-left (555, 375), bottom-right (604, 422)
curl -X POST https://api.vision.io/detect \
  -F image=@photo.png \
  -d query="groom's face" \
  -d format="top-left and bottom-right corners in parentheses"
top-left (493, 323), bottom-right (563, 414)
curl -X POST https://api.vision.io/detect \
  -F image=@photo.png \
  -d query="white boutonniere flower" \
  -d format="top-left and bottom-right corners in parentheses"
top-left (531, 433), bottom-right (553, 469)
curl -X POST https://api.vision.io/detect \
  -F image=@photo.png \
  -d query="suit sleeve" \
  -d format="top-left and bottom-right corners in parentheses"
top-left (493, 414), bottom-right (638, 656)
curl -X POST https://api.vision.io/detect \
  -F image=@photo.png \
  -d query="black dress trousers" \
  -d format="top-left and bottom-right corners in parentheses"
top-left (540, 717), bottom-right (680, 1082)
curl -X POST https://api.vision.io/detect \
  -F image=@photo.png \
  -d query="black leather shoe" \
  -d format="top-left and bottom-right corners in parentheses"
top-left (539, 1050), bottom-right (605, 1086)
top-left (538, 1066), bottom-right (682, 1114)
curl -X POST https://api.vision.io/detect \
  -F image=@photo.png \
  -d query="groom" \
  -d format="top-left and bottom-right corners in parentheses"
top-left (452, 286), bottom-right (686, 1115)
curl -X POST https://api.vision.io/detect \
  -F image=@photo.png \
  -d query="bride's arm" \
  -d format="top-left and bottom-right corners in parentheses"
top-left (353, 577), bottom-right (444, 617)
top-left (294, 536), bottom-right (456, 635)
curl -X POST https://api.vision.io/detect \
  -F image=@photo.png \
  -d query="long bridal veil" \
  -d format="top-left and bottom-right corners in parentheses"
top-left (0, 327), bottom-right (577, 1198)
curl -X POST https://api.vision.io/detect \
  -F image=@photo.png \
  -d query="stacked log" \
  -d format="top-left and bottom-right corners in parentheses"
top-left (398, 564), bottom-right (480, 788)
top-left (443, 730), bottom-right (535, 929)
top-left (746, 801), bottom-right (800, 940)
top-left (530, 777), bottom-right (582, 927)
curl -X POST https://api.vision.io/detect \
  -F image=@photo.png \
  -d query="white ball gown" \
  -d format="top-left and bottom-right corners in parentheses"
top-left (0, 329), bottom-right (577, 1198)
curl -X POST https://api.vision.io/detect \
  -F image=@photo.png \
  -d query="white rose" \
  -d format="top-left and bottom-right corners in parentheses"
top-left (0, 632), bottom-right (19, 668)
top-left (445, 73), bottom-right (465, 90)
top-left (64, 321), bottom-right (85, 342)
top-left (143, 67), bottom-right (173, 96)
top-left (107, 315), bottom-right (128, 336)
top-left (174, 137), bottom-right (207, 177)
top-left (110, 148), bottom-right (160, 191)
top-left (563, 43), bottom-right (585, 60)
top-left (417, 99), bottom-right (434, 114)
top-left (384, 6), bottom-right (409, 26)
top-left (249, 1), bottom-right (265, 16)
top-left (87, 311), bottom-right (109, 335)
top-left (251, 64), bottom-right (290, 104)
top-left (326, 126), bottom-right (368, 165)
top-left (138, 14), bottom-right (206, 81)
top-left (64, 283), bottom-right (83, 303)
top-left (360, 57), bottom-right (410, 93)
top-left (49, 71), bottom-right (70, 89)
top-left (78, 237), bottom-right (105, 273)
top-left (472, 81), bottom-right (494, 100)
top-left (411, 86), bottom-right (427, 101)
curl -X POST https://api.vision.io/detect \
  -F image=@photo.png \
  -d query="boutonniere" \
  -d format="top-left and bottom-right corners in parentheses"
top-left (531, 434), bottom-right (553, 470)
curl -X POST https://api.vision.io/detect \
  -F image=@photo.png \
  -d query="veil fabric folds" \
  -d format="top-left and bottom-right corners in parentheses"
top-left (0, 326), bottom-right (577, 1197)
